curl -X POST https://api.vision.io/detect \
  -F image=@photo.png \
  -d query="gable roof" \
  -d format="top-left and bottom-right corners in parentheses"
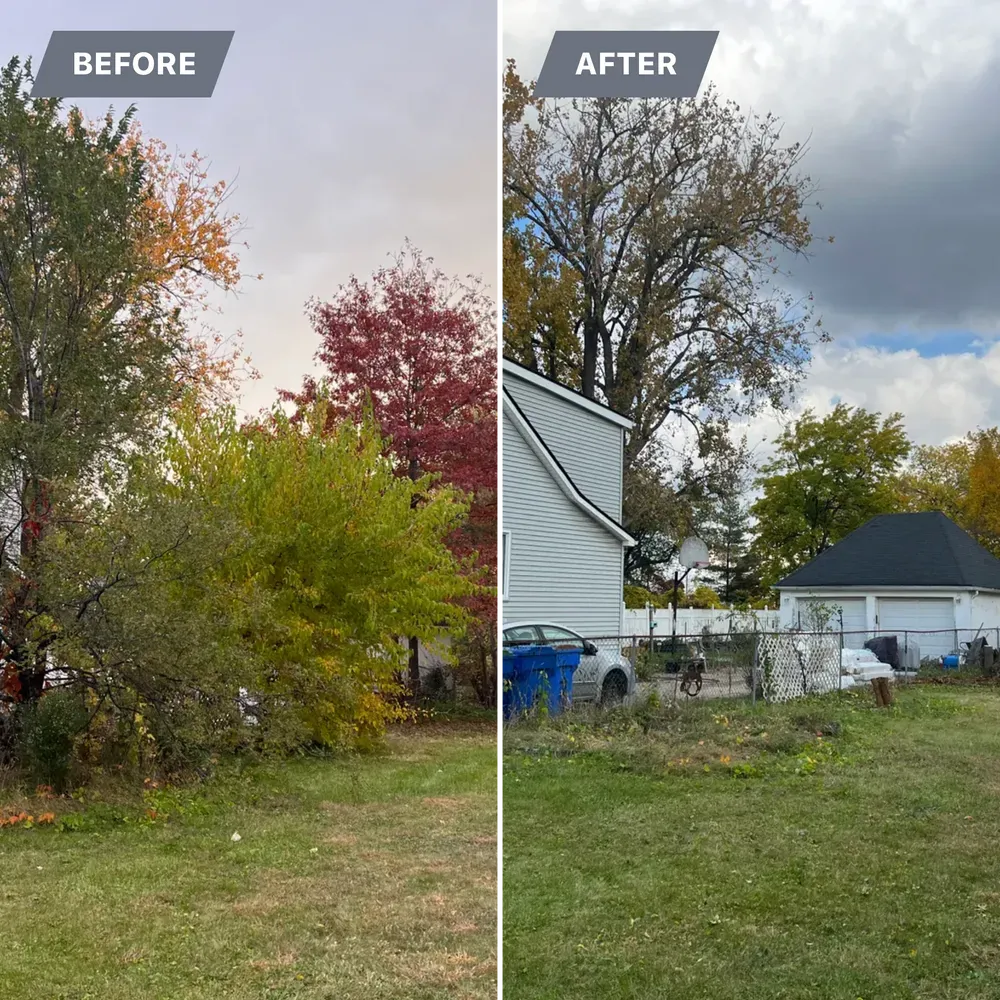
top-left (502, 357), bottom-right (633, 430)
top-left (502, 387), bottom-right (636, 546)
top-left (777, 511), bottom-right (1000, 590)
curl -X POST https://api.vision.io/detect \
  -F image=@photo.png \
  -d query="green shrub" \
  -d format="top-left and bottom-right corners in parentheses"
top-left (19, 691), bottom-right (90, 792)
top-left (635, 649), bottom-right (657, 681)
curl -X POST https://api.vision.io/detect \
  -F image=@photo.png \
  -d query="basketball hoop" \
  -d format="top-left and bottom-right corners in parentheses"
top-left (679, 536), bottom-right (711, 570)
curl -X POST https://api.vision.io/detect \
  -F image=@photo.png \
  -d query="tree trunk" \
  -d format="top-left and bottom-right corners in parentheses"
top-left (408, 636), bottom-right (421, 697)
top-left (581, 313), bottom-right (599, 399)
top-left (9, 475), bottom-right (51, 706)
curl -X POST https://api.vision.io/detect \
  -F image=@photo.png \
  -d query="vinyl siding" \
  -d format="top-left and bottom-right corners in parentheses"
top-left (503, 371), bottom-right (624, 520)
top-left (502, 410), bottom-right (624, 637)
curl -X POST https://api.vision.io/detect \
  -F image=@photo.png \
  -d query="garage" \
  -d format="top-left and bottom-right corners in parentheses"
top-left (876, 598), bottom-right (956, 660)
top-left (796, 598), bottom-right (867, 645)
top-left (777, 512), bottom-right (1000, 656)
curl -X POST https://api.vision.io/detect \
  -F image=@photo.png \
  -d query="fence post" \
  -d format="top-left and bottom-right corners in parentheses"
top-left (671, 572), bottom-right (679, 659)
top-left (630, 635), bottom-right (637, 672)
top-left (839, 627), bottom-right (844, 695)
top-left (751, 635), bottom-right (758, 708)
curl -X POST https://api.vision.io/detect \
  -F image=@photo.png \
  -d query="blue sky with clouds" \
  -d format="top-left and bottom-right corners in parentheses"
top-left (504, 0), bottom-right (1000, 452)
top-left (856, 332), bottom-right (988, 359)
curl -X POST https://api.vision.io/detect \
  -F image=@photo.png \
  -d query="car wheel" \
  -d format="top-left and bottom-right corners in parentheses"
top-left (600, 670), bottom-right (628, 708)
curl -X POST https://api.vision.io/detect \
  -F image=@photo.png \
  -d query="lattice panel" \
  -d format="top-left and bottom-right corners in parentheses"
top-left (756, 632), bottom-right (841, 703)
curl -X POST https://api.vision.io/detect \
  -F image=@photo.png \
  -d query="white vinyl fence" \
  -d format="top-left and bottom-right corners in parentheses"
top-left (623, 606), bottom-right (780, 638)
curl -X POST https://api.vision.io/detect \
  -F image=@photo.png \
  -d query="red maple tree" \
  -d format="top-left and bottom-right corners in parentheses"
top-left (281, 243), bottom-right (497, 700)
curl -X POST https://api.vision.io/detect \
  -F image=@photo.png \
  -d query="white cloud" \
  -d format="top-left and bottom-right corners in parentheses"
top-left (733, 342), bottom-right (999, 457)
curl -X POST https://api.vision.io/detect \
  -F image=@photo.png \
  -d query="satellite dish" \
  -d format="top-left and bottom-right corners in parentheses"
top-left (679, 536), bottom-right (710, 569)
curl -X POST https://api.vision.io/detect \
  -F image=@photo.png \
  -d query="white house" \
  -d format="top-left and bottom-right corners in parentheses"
top-left (501, 358), bottom-right (636, 637)
top-left (776, 511), bottom-right (1000, 659)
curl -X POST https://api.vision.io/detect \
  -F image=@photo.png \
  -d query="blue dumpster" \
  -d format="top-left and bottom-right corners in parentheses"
top-left (503, 645), bottom-right (581, 718)
top-left (553, 647), bottom-right (582, 711)
top-left (500, 646), bottom-right (556, 719)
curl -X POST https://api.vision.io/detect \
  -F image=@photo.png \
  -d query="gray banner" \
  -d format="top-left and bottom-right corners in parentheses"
top-left (534, 31), bottom-right (718, 99)
top-left (31, 31), bottom-right (234, 98)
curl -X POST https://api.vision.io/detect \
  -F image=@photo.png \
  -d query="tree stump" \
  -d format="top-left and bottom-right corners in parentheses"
top-left (870, 676), bottom-right (893, 708)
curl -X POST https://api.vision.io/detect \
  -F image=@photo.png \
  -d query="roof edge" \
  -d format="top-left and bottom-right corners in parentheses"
top-left (778, 585), bottom-right (1000, 594)
top-left (503, 389), bottom-right (636, 547)
top-left (502, 357), bottom-right (634, 430)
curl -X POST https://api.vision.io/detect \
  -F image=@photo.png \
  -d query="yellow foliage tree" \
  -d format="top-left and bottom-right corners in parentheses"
top-left (501, 60), bottom-right (582, 385)
top-left (899, 428), bottom-right (1000, 556)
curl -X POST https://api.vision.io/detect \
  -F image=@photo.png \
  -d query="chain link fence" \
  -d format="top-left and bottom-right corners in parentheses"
top-left (545, 625), bottom-right (1000, 709)
top-left (605, 633), bottom-right (757, 702)
top-left (504, 625), bottom-right (1000, 714)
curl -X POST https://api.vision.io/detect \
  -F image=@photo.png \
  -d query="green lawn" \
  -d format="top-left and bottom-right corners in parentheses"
top-left (11, 686), bottom-right (1000, 1000)
top-left (503, 684), bottom-right (1000, 999)
top-left (0, 720), bottom-right (497, 1000)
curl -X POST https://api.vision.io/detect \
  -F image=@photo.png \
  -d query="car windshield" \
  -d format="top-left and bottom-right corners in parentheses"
top-left (503, 626), bottom-right (538, 644)
top-left (538, 626), bottom-right (583, 646)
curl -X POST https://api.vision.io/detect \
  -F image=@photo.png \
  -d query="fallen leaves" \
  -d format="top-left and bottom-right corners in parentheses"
top-left (0, 809), bottom-right (54, 829)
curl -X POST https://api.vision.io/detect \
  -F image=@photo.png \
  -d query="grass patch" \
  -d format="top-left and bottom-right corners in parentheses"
top-left (0, 721), bottom-right (496, 999)
top-left (504, 684), bottom-right (1000, 999)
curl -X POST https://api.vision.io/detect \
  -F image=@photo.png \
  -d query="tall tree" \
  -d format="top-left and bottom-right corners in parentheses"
top-left (750, 404), bottom-right (910, 584)
top-left (623, 431), bottom-right (748, 588)
top-left (899, 428), bottom-right (1000, 556)
top-left (281, 243), bottom-right (497, 694)
top-left (622, 442), bottom-right (696, 588)
top-left (898, 438), bottom-right (971, 525)
top-left (127, 131), bottom-right (260, 401)
top-left (965, 431), bottom-right (1000, 552)
top-left (0, 58), bottom-right (250, 703)
top-left (503, 61), bottom-right (827, 471)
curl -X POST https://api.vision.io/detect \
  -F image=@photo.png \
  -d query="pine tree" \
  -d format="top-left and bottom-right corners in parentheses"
top-left (703, 493), bottom-right (751, 605)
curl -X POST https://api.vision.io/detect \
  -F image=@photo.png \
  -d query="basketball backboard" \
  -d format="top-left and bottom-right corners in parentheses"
top-left (679, 536), bottom-right (710, 569)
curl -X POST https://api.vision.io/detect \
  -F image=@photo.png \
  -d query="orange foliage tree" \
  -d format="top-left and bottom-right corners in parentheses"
top-left (123, 130), bottom-right (261, 402)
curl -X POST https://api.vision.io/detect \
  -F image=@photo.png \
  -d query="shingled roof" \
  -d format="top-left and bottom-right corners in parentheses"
top-left (777, 511), bottom-right (1000, 590)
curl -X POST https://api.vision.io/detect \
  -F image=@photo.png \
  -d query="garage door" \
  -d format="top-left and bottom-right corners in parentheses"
top-left (796, 598), bottom-right (867, 646)
top-left (876, 598), bottom-right (955, 660)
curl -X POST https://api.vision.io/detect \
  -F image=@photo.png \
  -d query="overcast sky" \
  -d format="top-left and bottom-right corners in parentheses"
top-left (505, 0), bottom-right (1000, 453)
top-left (8, 0), bottom-right (498, 414)
top-left (14, 3), bottom-right (1000, 454)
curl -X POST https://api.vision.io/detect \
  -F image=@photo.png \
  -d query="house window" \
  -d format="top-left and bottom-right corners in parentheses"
top-left (502, 531), bottom-right (511, 601)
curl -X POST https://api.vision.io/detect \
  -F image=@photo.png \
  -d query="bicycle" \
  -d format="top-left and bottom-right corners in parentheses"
top-left (679, 658), bottom-right (704, 697)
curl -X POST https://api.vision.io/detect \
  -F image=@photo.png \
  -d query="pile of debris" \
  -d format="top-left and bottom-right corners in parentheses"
top-left (839, 647), bottom-right (896, 690)
top-left (960, 635), bottom-right (997, 674)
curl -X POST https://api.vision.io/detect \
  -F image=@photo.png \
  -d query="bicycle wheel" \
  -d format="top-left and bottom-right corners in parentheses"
top-left (681, 673), bottom-right (702, 697)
